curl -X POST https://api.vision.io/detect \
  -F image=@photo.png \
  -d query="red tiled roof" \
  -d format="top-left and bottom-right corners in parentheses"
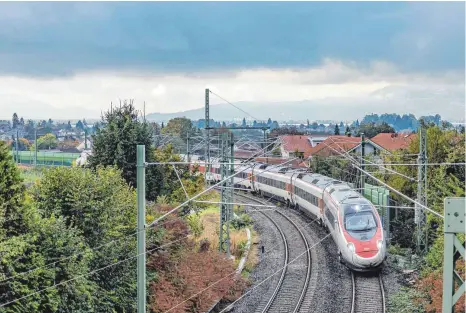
top-left (280, 135), bottom-right (313, 153)
top-left (310, 136), bottom-right (361, 157)
top-left (369, 133), bottom-right (416, 151)
top-left (254, 157), bottom-right (308, 168)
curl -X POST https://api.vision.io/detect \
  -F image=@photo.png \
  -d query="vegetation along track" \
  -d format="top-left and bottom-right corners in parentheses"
top-left (351, 272), bottom-right (386, 313)
top-left (235, 192), bottom-right (312, 313)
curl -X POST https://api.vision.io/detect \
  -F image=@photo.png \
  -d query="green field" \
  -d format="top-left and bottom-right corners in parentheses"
top-left (10, 151), bottom-right (80, 166)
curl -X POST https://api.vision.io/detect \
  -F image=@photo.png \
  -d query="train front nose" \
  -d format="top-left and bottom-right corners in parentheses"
top-left (351, 245), bottom-right (385, 271)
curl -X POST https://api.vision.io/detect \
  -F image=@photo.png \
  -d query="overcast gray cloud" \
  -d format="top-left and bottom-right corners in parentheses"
top-left (0, 2), bottom-right (463, 121)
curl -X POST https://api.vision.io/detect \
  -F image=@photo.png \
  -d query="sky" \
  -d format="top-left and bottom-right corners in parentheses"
top-left (0, 1), bottom-right (464, 121)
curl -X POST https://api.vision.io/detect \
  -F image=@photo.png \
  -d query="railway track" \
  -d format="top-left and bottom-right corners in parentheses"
top-left (235, 193), bottom-right (312, 313)
top-left (351, 272), bottom-right (386, 313)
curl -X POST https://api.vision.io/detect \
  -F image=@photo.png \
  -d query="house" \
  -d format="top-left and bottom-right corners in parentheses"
top-left (279, 135), bottom-right (313, 158)
top-left (309, 133), bottom-right (416, 158)
top-left (369, 133), bottom-right (416, 153)
top-left (308, 132), bottom-right (330, 147)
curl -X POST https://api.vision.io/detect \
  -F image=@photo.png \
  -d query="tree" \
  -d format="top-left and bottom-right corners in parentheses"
top-left (334, 124), bottom-right (340, 135)
top-left (0, 141), bottom-right (25, 235)
top-left (345, 126), bottom-right (351, 137)
top-left (242, 118), bottom-right (246, 127)
top-left (267, 118), bottom-right (272, 126)
top-left (12, 113), bottom-right (19, 129)
top-left (356, 122), bottom-right (395, 138)
top-left (76, 120), bottom-right (84, 130)
top-left (19, 117), bottom-right (24, 126)
top-left (66, 121), bottom-right (72, 130)
top-left (47, 118), bottom-right (53, 127)
top-left (161, 117), bottom-right (194, 142)
top-left (37, 133), bottom-right (58, 150)
top-left (88, 102), bottom-right (160, 200)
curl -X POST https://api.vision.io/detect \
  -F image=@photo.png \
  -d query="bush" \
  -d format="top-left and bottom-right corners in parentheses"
top-left (187, 214), bottom-right (204, 238)
top-left (388, 287), bottom-right (427, 313)
top-left (231, 214), bottom-right (253, 230)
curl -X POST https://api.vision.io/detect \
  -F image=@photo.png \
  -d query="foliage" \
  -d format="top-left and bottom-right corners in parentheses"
top-left (161, 117), bottom-right (195, 141)
top-left (147, 214), bottom-right (246, 313)
top-left (388, 287), bottom-right (428, 313)
top-left (356, 121), bottom-right (395, 138)
top-left (187, 214), bottom-right (204, 238)
top-left (29, 166), bottom-right (138, 312)
top-left (231, 214), bottom-right (253, 230)
top-left (334, 124), bottom-right (340, 135)
top-left (270, 127), bottom-right (304, 137)
top-left (88, 101), bottom-right (161, 201)
top-left (0, 141), bottom-right (25, 236)
top-left (36, 133), bottom-right (58, 150)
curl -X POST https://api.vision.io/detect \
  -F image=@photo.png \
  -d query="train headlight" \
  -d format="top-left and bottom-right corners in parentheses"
top-left (377, 240), bottom-right (384, 250)
top-left (347, 242), bottom-right (355, 253)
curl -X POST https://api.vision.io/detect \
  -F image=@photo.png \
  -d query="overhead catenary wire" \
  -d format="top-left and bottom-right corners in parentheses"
top-left (318, 137), bottom-right (443, 218)
top-left (208, 90), bottom-right (262, 122)
top-left (148, 157), bottom-right (301, 227)
top-left (0, 217), bottom-right (183, 285)
top-left (0, 234), bottom-right (191, 308)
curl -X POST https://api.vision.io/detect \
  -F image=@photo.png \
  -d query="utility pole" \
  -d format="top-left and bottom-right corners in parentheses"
top-left (205, 88), bottom-right (210, 181)
top-left (186, 131), bottom-right (190, 164)
top-left (34, 128), bottom-right (38, 167)
top-left (15, 129), bottom-right (19, 164)
top-left (84, 128), bottom-right (88, 150)
top-left (442, 197), bottom-right (465, 313)
top-left (218, 132), bottom-right (233, 257)
top-left (136, 145), bottom-right (146, 313)
top-left (416, 125), bottom-right (428, 255)
top-left (360, 133), bottom-right (365, 191)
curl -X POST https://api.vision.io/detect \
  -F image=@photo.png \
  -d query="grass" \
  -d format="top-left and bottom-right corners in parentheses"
top-left (10, 151), bottom-right (80, 166)
top-left (198, 206), bottom-right (249, 260)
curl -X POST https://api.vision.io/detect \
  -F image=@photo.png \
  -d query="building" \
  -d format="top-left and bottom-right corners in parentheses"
top-left (369, 133), bottom-right (416, 153)
top-left (309, 133), bottom-right (416, 158)
top-left (279, 135), bottom-right (313, 158)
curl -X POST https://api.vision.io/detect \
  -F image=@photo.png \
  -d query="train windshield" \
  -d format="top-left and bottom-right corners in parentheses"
top-left (343, 204), bottom-right (377, 232)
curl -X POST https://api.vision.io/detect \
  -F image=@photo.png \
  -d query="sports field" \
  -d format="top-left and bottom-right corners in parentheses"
top-left (10, 151), bottom-right (80, 166)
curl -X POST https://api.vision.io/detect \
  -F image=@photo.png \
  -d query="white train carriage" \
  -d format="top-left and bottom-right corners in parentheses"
top-left (254, 166), bottom-right (292, 202)
top-left (290, 173), bottom-right (334, 222)
top-left (233, 164), bottom-right (253, 189)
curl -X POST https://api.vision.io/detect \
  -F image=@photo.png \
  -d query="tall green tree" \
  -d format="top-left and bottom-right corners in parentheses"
top-left (334, 124), bottom-right (340, 135)
top-left (88, 102), bottom-right (161, 201)
top-left (31, 167), bottom-right (138, 312)
top-left (11, 113), bottom-right (19, 129)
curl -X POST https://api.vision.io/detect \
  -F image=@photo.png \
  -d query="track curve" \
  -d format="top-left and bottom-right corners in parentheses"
top-left (235, 193), bottom-right (312, 313)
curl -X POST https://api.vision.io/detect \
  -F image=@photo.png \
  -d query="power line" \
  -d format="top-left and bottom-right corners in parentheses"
top-left (0, 218), bottom-right (181, 285)
top-left (0, 235), bottom-right (190, 308)
top-left (208, 90), bottom-right (262, 122)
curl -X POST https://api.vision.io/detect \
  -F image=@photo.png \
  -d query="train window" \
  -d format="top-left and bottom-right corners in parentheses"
top-left (325, 209), bottom-right (335, 229)
top-left (329, 188), bottom-right (335, 194)
top-left (311, 179), bottom-right (319, 184)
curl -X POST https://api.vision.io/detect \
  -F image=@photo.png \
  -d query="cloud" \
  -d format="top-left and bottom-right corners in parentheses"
top-left (0, 59), bottom-right (463, 121)
top-left (0, 2), bottom-right (463, 77)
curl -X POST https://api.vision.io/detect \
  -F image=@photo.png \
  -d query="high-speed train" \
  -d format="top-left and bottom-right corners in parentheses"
top-left (186, 155), bottom-right (386, 272)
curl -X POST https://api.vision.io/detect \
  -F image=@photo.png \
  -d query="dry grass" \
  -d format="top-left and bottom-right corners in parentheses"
top-left (198, 208), bottom-right (249, 260)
